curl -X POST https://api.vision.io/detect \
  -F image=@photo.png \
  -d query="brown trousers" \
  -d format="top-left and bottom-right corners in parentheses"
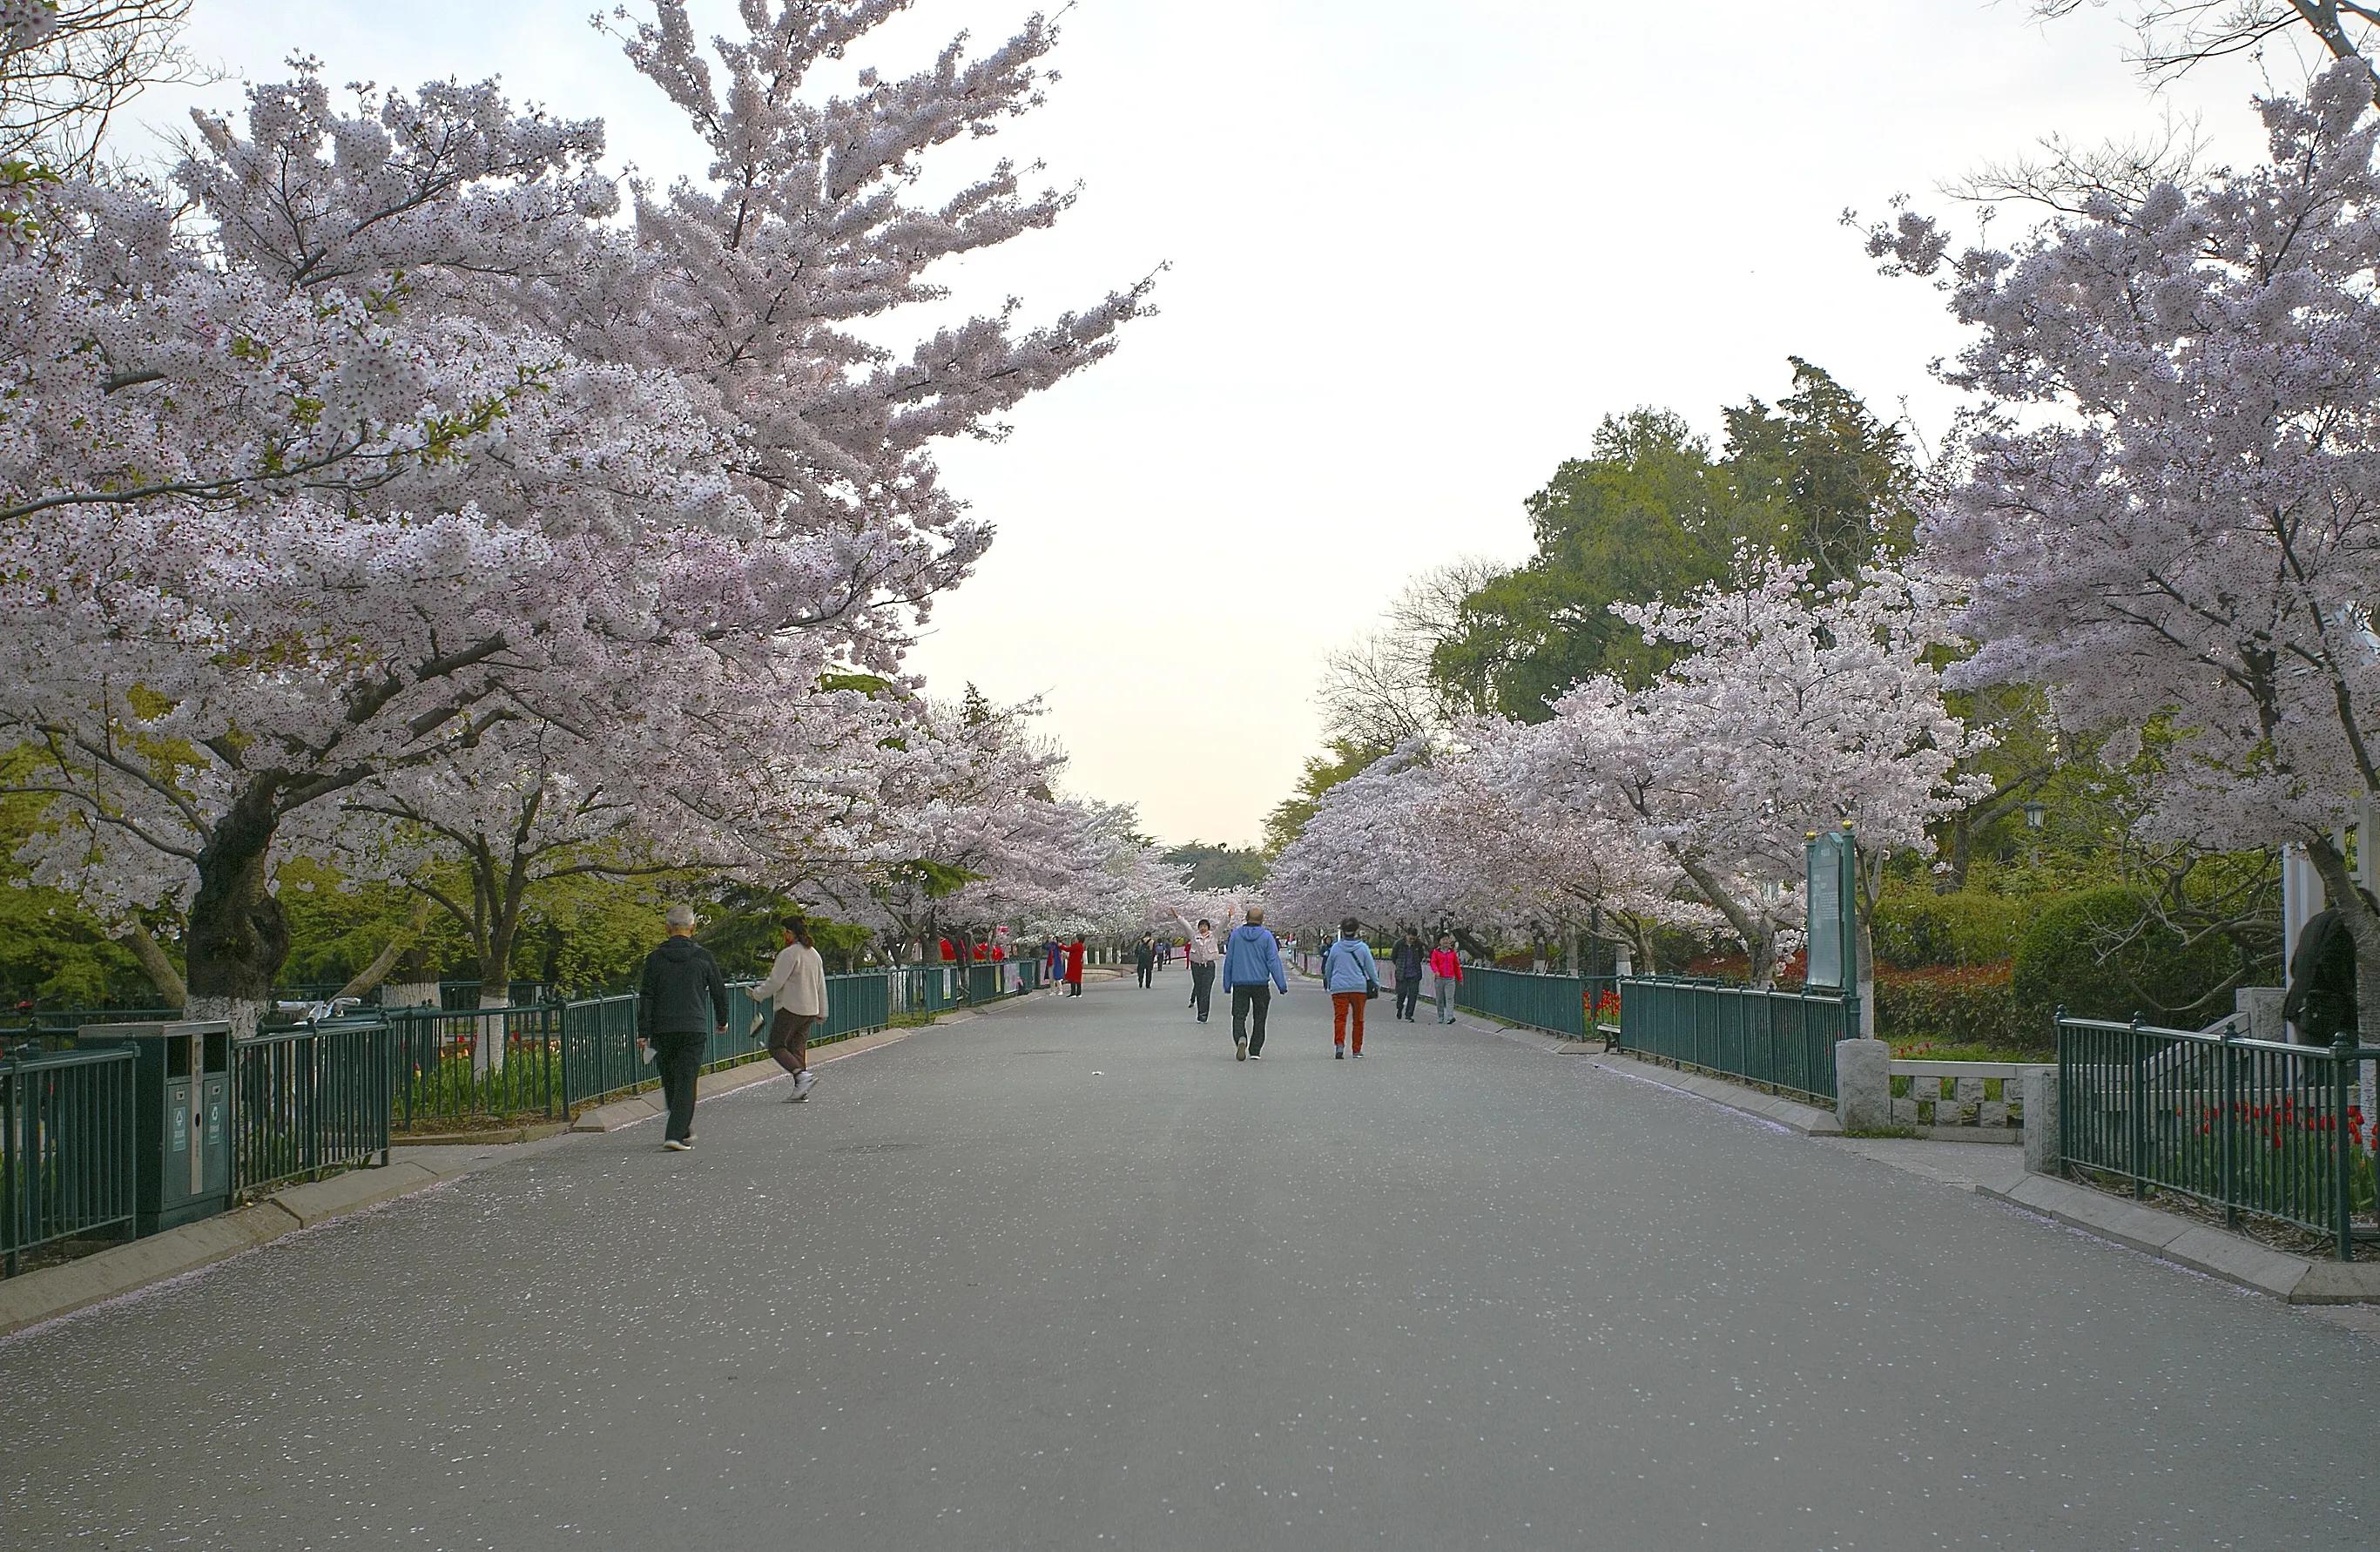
top-left (768, 1009), bottom-right (818, 1075)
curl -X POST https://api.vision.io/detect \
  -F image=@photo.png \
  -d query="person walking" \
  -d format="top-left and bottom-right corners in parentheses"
top-left (2284, 906), bottom-right (2359, 1042)
top-left (1184, 917), bottom-right (1221, 1022)
top-left (1221, 906), bottom-right (1290, 1061)
top-left (752, 914), bottom-right (827, 1102)
top-left (1065, 936), bottom-right (1087, 997)
top-left (1391, 928), bottom-right (1426, 1022)
top-left (1134, 931), bottom-right (1157, 989)
top-left (1322, 917), bottom-right (1379, 1059)
top-left (1045, 938), bottom-right (1063, 990)
top-left (637, 904), bottom-right (730, 1151)
top-left (1428, 935), bottom-right (1463, 1025)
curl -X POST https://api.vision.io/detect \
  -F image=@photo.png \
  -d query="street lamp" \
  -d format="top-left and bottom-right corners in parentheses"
top-left (2022, 800), bottom-right (2047, 831)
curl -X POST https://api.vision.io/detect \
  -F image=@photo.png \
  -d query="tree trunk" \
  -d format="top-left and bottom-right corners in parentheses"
top-left (185, 785), bottom-right (290, 1041)
top-left (1745, 929), bottom-right (1778, 991)
top-left (112, 924), bottom-right (186, 1009)
top-left (1854, 914), bottom-right (1878, 1038)
top-left (335, 898), bottom-right (433, 1003)
top-left (1938, 813), bottom-right (1973, 894)
top-left (473, 914), bottom-right (520, 1077)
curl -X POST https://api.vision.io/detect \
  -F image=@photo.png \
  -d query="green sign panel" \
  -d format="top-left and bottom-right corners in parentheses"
top-left (1805, 827), bottom-right (1858, 991)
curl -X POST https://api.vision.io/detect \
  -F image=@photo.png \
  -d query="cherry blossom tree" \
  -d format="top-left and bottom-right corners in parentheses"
top-left (1520, 552), bottom-right (1987, 1002)
top-left (0, 8), bottom-right (1150, 1030)
top-left (1872, 58), bottom-right (2380, 1036)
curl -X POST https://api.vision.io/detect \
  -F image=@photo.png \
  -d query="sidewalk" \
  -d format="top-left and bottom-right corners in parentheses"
top-left (0, 1002), bottom-right (1041, 1339)
top-left (1447, 1009), bottom-right (2380, 1321)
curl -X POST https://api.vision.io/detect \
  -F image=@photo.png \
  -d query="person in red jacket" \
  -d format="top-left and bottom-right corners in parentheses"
top-left (1064, 937), bottom-right (1087, 997)
top-left (1429, 935), bottom-right (1463, 1025)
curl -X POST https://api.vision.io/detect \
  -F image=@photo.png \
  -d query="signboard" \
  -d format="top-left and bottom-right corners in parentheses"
top-left (1804, 827), bottom-right (1858, 991)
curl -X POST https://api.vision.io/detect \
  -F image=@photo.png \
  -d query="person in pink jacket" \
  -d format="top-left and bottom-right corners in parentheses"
top-left (1428, 935), bottom-right (1463, 1025)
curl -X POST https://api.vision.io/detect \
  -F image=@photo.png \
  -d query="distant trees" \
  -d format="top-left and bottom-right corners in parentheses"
top-left (1433, 361), bottom-right (1917, 722)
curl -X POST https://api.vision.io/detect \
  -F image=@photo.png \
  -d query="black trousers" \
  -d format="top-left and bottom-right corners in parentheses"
top-left (1136, 960), bottom-right (1154, 988)
top-left (652, 1031), bottom-right (705, 1142)
top-left (1230, 984), bottom-right (1272, 1053)
top-left (1394, 977), bottom-right (1421, 1020)
top-left (1190, 962), bottom-right (1215, 1018)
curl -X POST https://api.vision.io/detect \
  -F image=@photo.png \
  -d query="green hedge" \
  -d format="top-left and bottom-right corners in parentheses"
top-left (1871, 889), bottom-right (2031, 969)
top-left (1873, 963), bottom-right (2033, 1052)
top-left (2010, 886), bottom-right (2242, 1029)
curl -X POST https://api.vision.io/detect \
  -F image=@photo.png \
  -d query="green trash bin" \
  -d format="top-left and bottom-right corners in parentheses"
top-left (74, 1021), bottom-right (233, 1234)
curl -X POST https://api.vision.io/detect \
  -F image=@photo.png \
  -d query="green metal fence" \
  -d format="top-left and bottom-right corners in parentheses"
top-left (1615, 975), bottom-right (1847, 1105)
top-left (1451, 965), bottom-right (1613, 1040)
top-left (2, 1046), bottom-right (138, 1275)
top-left (2058, 1015), bottom-right (2378, 1259)
top-left (391, 975), bottom-right (904, 1128)
top-left (895, 963), bottom-right (960, 1015)
top-left (386, 1003), bottom-right (569, 1127)
top-left (232, 1019), bottom-right (393, 1198)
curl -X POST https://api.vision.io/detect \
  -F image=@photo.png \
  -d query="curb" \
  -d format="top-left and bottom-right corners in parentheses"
top-left (1520, 1027), bottom-right (2380, 1306)
top-left (1976, 1174), bottom-right (2380, 1304)
top-left (393, 1123), bottom-right (570, 1148)
top-left (1585, 1049), bottom-right (1843, 1137)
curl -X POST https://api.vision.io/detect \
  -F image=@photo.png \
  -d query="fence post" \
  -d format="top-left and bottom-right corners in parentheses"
top-left (3, 1059), bottom-right (16, 1278)
top-left (2127, 1014), bottom-right (2147, 1200)
top-left (2334, 1032), bottom-right (2356, 1263)
top-left (2219, 1024), bottom-right (2238, 1231)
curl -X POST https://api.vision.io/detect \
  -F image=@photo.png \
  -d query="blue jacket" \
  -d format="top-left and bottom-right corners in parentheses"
top-left (1321, 936), bottom-right (1377, 994)
top-left (1220, 924), bottom-right (1289, 992)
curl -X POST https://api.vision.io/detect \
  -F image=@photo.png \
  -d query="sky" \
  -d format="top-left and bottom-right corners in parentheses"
top-left (132, 1), bottom-right (2300, 848)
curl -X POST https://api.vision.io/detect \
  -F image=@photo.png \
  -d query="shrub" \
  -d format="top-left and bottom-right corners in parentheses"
top-left (1871, 889), bottom-right (2032, 969)
top-left (1873, 962), bottom-right (2033, 1052)
top-left (2010, 886), bottom-right (2243, 1031)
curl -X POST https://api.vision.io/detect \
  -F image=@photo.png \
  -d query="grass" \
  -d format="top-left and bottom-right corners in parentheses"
top-left (1842, 1124), bottom-right (1920, 1140)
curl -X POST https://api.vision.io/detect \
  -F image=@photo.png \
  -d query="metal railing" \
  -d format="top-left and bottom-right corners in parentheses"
top-left (2058, 1016), bottom-right (2378, 1259)
top-left (2, 1046), bottom-right (138, 1275)
top-left (895, 963), bottom-right (960, 1015)
top-left (1452, 965), bottom-right (1614, 1041)
top-left (232, 1019), bottom-right (393, 1198)
top-left (1615, 974), bottom-right (1849, 1105)
top-left (391, 974), bottom-right (905, 1128)
top-left (386, 1003), bottom-right (569, 1128)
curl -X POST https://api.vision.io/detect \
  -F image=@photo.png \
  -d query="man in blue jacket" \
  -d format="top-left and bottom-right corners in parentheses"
top-left (1220, 905), bottom-right (1290, 1061)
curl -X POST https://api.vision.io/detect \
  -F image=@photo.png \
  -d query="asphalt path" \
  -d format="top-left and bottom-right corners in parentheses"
top-left (1, 971), bottom-right (2372, 1550)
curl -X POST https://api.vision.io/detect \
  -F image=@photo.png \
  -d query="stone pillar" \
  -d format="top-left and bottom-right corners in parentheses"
top-left (2235, 986), bottom-right (2285, 1043)
top-left (1834, 1038), bottom-right (1891, 1131)
top-left (2021, 1066), bottom-right (2061, 1176)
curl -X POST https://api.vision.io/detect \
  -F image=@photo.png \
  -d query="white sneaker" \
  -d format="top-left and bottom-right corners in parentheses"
top-left (663, 1138), bottom-right (691, 1152)
top-left (1235, 1039), bottom-right (1247, 1061)
top-left (791, 1070), bottom-right (816, 1102)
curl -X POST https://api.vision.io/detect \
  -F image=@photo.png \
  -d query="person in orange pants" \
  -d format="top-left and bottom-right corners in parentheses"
top-left (1320, 917), bottom-right (1379, 1060)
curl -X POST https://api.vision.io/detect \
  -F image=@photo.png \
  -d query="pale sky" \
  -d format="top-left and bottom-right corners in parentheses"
top-left (142, 2), bottom-right (2290, 847)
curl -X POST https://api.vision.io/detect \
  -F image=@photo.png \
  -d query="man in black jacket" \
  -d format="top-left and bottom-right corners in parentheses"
top-left (1391, 928), bottom-right (1426, 1022)
top-left (638, 903), bottom-right (730, 1151)
top-left (2283, 906), bottom-right (2359, 1044)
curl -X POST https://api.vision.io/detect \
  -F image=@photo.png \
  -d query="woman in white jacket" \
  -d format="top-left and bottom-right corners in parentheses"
top-left (754, 915), bottom-right (829, 1101)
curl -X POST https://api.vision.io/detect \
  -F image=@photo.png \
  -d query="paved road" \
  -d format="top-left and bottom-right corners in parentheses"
top-left (2, 974), bottom-right (2371, 1550)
